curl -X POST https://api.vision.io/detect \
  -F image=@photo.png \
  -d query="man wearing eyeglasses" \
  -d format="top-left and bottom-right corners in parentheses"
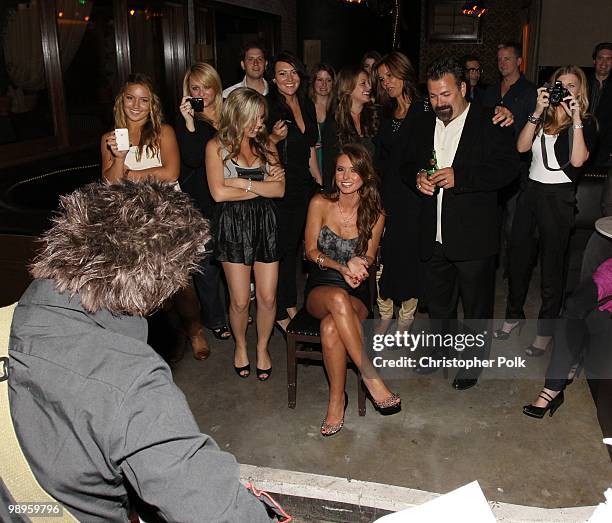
top-left (462, 55), bottom-right (486, 103)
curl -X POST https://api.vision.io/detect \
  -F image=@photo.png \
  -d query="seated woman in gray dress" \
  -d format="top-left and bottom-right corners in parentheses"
top-left (304, 143), bottom-right (401, 437)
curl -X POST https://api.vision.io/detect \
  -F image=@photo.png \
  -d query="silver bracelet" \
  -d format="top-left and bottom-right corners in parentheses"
top-left (245, 179), bottom-right (253, 193)
top-left (573, 123), bottom-right (584, 129)
top-left (316, 253), bottom-right (327, 270)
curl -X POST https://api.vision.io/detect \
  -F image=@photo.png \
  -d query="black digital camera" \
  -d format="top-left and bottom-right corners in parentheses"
top-left (189, 97), bottom-right (204, 112)
top-left (545, 81), bottom-right (570, 106)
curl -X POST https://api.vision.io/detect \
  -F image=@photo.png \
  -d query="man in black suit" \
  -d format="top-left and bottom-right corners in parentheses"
top-left (405, 57), bottom-right (520, 390)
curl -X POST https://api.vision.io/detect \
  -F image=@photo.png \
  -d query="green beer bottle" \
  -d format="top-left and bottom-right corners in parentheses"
top-left (426, 149), bottom-right (439, 178)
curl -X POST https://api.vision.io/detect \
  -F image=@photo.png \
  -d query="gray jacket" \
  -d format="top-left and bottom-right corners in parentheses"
top-left (8, 279), bottom-right (271, 523)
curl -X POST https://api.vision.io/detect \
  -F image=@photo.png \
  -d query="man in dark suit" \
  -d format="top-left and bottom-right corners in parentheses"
top-left (588, 42), bottom-right (612, 167)
top-left (405, 57), bottom-right (520, 390)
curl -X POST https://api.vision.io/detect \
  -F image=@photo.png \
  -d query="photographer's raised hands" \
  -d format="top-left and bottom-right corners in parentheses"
top-left (533, 87), bottom-right (550, 119)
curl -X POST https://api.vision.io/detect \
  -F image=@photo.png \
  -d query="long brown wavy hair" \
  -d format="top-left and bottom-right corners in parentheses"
top-left (217, 88), bottom-right (274, 165)
top-left (373, 51), bottom-right (418, 115)
top-left (113, 73), bottom-right (163, 162)
top-left (335, 66), bottom-right (379, 147)
top-left (326, 143), bottom-right (383, 256)
top-left (30, 180), bottom-right (210, 316)
top-left (541, 65), bottom-right (590, 135)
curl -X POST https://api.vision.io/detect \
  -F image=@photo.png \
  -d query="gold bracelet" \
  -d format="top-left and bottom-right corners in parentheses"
top-left (245, 179), bottom-right (253, 193)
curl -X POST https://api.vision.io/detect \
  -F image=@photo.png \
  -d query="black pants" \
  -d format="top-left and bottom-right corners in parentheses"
top-left (276, 191), bottom-right (310, 321)
top-left (192, 253), bottom-right (227, 330)
top-left (425, 242), bottom-right (496, 378)
top-left (506, 180), bottom-right (575, 336)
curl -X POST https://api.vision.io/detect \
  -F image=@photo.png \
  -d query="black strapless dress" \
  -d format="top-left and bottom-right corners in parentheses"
top-left (304, 225), bottom-right (370, 309)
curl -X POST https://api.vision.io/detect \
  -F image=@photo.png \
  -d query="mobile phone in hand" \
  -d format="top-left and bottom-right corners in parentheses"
top-left (114, 128), bottom-right (130, 151)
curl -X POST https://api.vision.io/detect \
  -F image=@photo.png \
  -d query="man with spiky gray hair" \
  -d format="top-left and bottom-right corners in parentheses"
top-left (6, 181), bottom-right (272, 522)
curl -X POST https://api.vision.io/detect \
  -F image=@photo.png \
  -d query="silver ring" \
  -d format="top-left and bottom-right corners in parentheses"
top-left (416, 183), bottom-right (421, 190)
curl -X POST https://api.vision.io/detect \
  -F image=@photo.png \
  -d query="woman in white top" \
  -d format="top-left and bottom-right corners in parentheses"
top-left (495, 65), bottom-right (596, 359)
top-left (101, 73), bottom-right (179, 183)
top-left (101, 75), bottom-right (209, 362)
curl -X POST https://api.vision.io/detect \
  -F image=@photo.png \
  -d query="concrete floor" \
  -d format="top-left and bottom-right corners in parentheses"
top-left (169, 269), bottom-right (611, 513)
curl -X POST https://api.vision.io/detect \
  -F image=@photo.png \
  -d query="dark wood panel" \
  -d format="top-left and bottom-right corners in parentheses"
top-left (114, 0), bottom-right (132, 83)
top-left (39, 0), bottom-right (69, 147)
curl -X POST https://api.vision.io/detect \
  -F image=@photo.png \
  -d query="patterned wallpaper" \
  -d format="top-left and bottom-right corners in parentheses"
top-left (418, 0), bottom-right (528, 85)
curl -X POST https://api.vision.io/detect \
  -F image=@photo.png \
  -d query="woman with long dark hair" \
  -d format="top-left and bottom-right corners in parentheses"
top-left (309, 63), bottom-right (336, 179)
top-left (496, 65), bottom-right (596, 362)
top-left (206, 88), bottom-right (285, 380)
top-left (267, 51), bottom-right (322, 332)
top-left (305, 143), bottom-right (401, 437)
top-left (373, 51), bottom-right (423, 323)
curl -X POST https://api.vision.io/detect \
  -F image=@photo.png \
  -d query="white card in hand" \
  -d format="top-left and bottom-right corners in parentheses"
top-left (114, 128), bottom-right (130, 151)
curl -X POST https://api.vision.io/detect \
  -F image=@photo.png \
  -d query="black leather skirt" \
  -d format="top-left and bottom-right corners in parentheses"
top-left (304, 264), bottom-right (370, 310)
top-left (214, 198), bottom-right (278, 264)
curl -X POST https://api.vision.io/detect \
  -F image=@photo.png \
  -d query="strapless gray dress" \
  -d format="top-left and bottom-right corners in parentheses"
top-left (304, 225), bottom-right (370, 309)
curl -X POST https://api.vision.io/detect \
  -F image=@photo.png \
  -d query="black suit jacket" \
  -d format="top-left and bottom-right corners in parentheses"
top-left (403, 103), bottom-right (520, 262)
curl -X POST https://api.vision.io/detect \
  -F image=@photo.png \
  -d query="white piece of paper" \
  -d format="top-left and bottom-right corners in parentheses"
top-left (375, 481), bottom-right (495, 523)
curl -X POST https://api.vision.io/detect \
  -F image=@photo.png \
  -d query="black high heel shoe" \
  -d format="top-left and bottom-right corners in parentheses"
top-left (493, 320), bottom-right (525, 340)
top-left (523, 390), bottom-right (564, 419)
top-left (256, 366), bottom-right (272, 382)
top-left (363, 385), bottom-right (401, 415)
top-left (524, 338), bottom-right (553, 357)
top-left (321, 392), bottom-right (348, 437)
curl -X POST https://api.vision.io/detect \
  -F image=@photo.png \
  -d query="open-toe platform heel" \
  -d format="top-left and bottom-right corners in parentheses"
top-left (234, 363), bottom-right (251, 378)
top-left (364, 385), bottom-right (401, 416)
top-left (212, 324), bottom-right (231, 340)
top-left (256, 367), bottom-right (272, 382)
top-left (523, 390), bottom-right (564, 419)
top-left (321, 393), bottom-right (348, 437)
top-left (493, 320), bottom-right (525, 340)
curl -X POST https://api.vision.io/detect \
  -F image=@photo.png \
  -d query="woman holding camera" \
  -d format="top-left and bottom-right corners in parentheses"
top-left (175, 62), bottom-right (233, 353)
top-left (305, 143), bottom-right (400, 436)
top-left (267, 51), bottom-right (322, 333)
top-left (102, 74), bottom-right (179, 184)
top-left (496, 66), bottom-right (596, 359)
top-left (206, 88), bottom-right (285, 380)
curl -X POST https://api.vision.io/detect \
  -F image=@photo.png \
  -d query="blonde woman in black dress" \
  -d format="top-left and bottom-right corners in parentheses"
top-left (206, 88), bottom-right (285, 380)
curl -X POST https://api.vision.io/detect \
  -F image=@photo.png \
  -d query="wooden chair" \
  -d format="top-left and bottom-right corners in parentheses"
top-left (285, 264), bottom-right (378, 416)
